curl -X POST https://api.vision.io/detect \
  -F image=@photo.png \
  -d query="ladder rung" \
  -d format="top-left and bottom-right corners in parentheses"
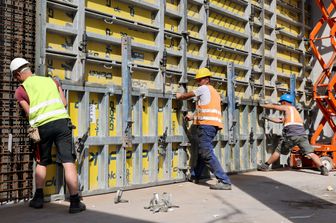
top-left (317, 84), bottom-right (328, 87)
top-left (316, 96), bottom-right (328, 99)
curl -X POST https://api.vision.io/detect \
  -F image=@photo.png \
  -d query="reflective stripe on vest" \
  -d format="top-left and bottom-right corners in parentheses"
top-left (22, 76), bottom-right (69, 127)
top-left (284, 106), bottom-right (303, 127)
top-left (194, 85), bottom-right (223, 129)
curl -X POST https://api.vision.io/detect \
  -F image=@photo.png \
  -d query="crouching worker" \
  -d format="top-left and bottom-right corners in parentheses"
top-left (11, 58), bottom-right (86, 213)
top-left (176, 67), bottom-right (232, 190)
top-left (258, 93), bottom-right (329, 176)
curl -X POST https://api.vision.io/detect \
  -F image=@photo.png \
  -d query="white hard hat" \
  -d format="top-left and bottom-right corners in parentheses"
top-left (10, 58), bottom-right (30, 73)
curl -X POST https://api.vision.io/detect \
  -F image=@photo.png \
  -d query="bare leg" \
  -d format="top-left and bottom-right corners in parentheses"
top-left (63, 163), bottom-right (79, 195)
top-left (35, 164), bottom-right (47, 188)
top-left (306, 153), bottom-right (322, 167)
top-left (266, 151), bottom-right (281, 165)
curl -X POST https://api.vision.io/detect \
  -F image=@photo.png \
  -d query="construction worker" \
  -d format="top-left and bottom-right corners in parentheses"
top-left (176, 67), bottom-right (232, 190)
top-left (258, 93), bottom-right (329, 176)
top-left (11, 58), bottom-right (86, 213)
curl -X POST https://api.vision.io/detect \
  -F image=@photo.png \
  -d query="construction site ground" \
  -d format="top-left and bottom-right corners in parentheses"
top-left (1, 168), bottom-right (336, 223)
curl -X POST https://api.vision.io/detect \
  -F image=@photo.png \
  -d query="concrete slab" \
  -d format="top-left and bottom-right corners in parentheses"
top-left (1, 169), bottom-right (336, 223)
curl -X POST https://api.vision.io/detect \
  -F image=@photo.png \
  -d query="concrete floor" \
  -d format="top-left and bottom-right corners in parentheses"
top-left (1, 168), bottom-right (336, 223)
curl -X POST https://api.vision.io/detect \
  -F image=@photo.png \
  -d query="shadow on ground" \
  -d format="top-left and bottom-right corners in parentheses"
top-left (0, 202), bottom-right (155, 223)
top-left (224, 173), bottom-right (336, 223)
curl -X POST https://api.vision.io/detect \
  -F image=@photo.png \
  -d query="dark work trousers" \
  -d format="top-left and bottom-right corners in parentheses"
top-left (191, 125), bottom-right (231, 184)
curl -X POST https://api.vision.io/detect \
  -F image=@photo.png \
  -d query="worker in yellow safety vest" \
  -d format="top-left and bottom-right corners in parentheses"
top-left (176, 67), bottom-right (231, 190)
top-left (258, 93), bottom-right (329, 176)
top-left (11, 58), bottom-right (86, 213)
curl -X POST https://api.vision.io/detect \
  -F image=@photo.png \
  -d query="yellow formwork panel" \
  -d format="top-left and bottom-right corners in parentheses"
top-left (86, 17), bottom-right (156, 46)
top-left (171, 143), bottom-right (179, 179)
top-left (108, 96), bottom-right (118, 136)
top-left (167, 55), bottom-right (180, 70)
top-left (209, 65), bottom-right (225, 79)
top-left (252, 57), bottom-right (261, 70)
top-left (87, 41), bottom-right (121, 61)
top-left (209, 0), bottom-right (245, 16)
top-left (89, 93), bottom-right (100, 136)
top-left (277, 20), bottom-right (300, 36)
top-left (187, 43), bottom-right (201, 56)
top-left (46, 32), bottom-right (74, 52)
top-left (85, 62), bottom-right (121, 85)
top-left (207, 30), bottom-right (245, 50)
top-left (142, 144), bottom-right (151, 183)
top-left (108, 145), bottom-right (117, 187)
top-left (142, 98), bottom-right (149, 135)
top-left (276, 5), bottom-right (299, 21)
top-left (187, 23), bottom-right (200, 39)
top-left (208, 12), bottom-right (245, 34)
top-left (132, 49), bottom-right (156, 66)
top-left (46, 57), bottom-right (74, 80)
top-left (277, 76), bottom-right (290, 89)
top-left (264, 88), bottom-right (274, 101)
top-left (264, 73), bottom-right (273, 86)
top-left (44, 147), bottom-right (57, 196)
top-left (164, 36), bottom-right (181, 52)
top-left (68, 91), bottom-right (80, 137)
top-left (251, 0), bottom-right (261, 8)
top-left (235, 85), bottom-right (247, 98)
top-left (207, 48), bottom-right (246, 65)
top-left (187, 3), bottom-right (200, 19)
top-left (277, 35), bottom-right (299, 49)
top-left (235, 70), bottom-right (247, 82)
top-left (132, 70), bottom-right (156, 89)
top-left (252, 42), bottom-right (261, 54)
top-left (86, 0), bottom-right (154, 26)
top-left (125, 149), bottom-right (133, 185)
top-left (187, 60), bottom-right (201, 74)
top-left (277, 62), bottom-right (300, 76)
top-left (47, 7), bottom-right (74, 27)
top-left (166, 0), bottom-right (179, 12)
top-left (158, 151), bottom-right (165, 180)
top-left (164, 16), bottom-right (179, 33)
top-left (171, 100), bottom-right (179, 136)
top-left (89, 146), bottom-right (100, 190)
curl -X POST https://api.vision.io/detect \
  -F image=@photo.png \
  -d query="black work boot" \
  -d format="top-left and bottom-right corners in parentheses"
top-left (29, 189), bottom-right (44, 209)
top-left (320, 166), bottom-right (329, 176)
top-left (69, 194), bottom-right (86, 214)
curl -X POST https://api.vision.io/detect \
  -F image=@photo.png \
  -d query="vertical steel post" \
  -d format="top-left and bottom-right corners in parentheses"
top-left (121, 36), bottom-right (132, 186)
top-left (290, 74), bottom-right (296, 106)
top-left (227, 62), bottom-right (236, 145)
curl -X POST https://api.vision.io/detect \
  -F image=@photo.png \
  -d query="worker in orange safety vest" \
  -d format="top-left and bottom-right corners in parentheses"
top-left (176, 67), bottom-right (231, 190)
top-left (258, 93), bottom-right (329, 176)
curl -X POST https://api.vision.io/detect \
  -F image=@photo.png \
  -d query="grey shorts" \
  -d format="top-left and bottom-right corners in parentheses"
top-left (275, 135), bottom-right (314, 155)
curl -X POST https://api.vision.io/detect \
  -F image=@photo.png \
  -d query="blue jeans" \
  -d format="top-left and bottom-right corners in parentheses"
top-left (191, 125), bottom-right (231, 184)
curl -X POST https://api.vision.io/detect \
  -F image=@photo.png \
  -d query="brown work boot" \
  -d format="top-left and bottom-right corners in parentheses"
top-left (69, 194), bottom-right (86, 214)
top-left (29, 189), bottom-right (44, 209)
top-left (320, 166), bottom-right (329, 176)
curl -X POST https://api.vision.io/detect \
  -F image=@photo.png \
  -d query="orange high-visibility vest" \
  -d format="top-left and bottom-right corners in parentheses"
top-left (284, 106), bottom-right (303, 127)
top-left (194, 85), bottom-right (223, 129)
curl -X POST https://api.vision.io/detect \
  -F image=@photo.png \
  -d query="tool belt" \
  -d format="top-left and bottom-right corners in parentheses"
top-left (28, 126), bottom-right (40, 143)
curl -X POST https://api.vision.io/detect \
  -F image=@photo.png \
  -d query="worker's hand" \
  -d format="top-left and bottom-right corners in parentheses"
top-left (176, 92), bottom-right (182, 100)
top-left (184, 114), bottom-right (194, 121)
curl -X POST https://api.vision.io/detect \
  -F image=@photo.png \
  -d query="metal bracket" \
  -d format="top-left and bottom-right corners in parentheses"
top-left (227, 62), bottom-right (237, 145)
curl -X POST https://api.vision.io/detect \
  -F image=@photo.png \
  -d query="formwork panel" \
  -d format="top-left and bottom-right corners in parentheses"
top-left (46, 56), bottom-right (75, 80)
top-left (187, 23), bottom-right (201, 39)
top-left (132, 70), bottom-right (157, 90)
top-left (86, 0), bottom-right (155, 26)
top-left (108, 145), bottom-right (117, 187)
top-left (87, 41), bottom-right (121, 61)
top-left (47, 6), bottom-right (74, 27)
top-left (46, 32), bottom-right (75, 52)
top-left (165, 37), bottom-right (182, 53)
top-left (166, 0), bottom-right (179, 12)
top-left (171, 143), bottom-right (180, 179)
top-left (44, 147), bottom-right (57, 196)
top-left (89, 93), bottom-right (101, 136)
top-left (89, 146), bottom-right (101, 190)
top-left (171, 100), bottom-right (180, 136)
top-left (68, 91), bottom-right (82, 137)
top-left (108, 96), bottom-right (118, 137)
top-left (209, 0), bottom-right (245, 16)
top-left (187, 3), bottom-right (200, 19)
top-left (164, 16), bottom-right (179, 33)
top-left (142, 144), bottom-right (151, 183)
top-left (85, 62), bottom-right (120, 85)
top-left (208, 12), bottom-right (246, 34)
top-left (86, 17), bottom-right (156, 46)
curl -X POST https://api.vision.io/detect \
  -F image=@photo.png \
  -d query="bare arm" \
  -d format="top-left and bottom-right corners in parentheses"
top-left (266, 116), bottom-right (284, 123)
top-left (19, 100), bottom-right (30, 118)
top-left (261, 103), bottom-right (287, 112)
top-left (176, 91), bottom-right (196, 100)
top-left (58, 85), bottom-right (67, 107)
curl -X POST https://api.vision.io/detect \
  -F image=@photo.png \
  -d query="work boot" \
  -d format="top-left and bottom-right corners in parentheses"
top-left (69, 194), bottom-right (86, 214)
top-left (320, 166), bottom-right (329, 176)
top-left (209, 181), bottom-right (232, 190)
top-left (186, 174), bottom-right (199, 184)
top-left (29, 189), bottom-right (44, 209)
top-left (257, 163), bottom-right (270, 171)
